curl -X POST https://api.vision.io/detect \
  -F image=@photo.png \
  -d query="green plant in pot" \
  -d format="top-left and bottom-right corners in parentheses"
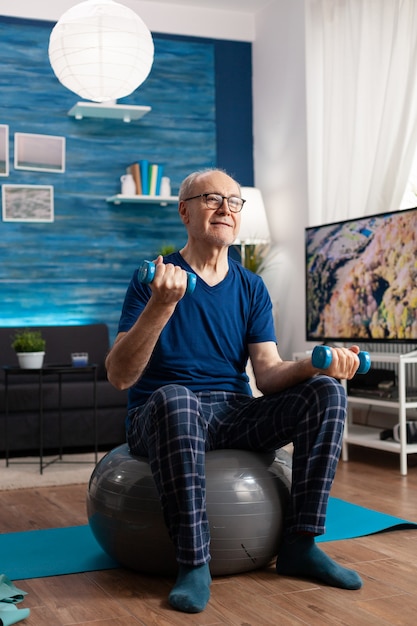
top-left (11, 329), bottom-right (46, 369)
top-left (242, 243), bottom-right (269, 274)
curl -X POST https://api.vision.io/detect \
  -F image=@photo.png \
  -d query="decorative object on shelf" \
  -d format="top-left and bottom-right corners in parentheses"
top-left (160, 176), bottom-right (171, 197)
top-left (48, 0), bottom-right (154, 104)
top-left (234, 187), bottom-right (271, 270)
top-left (11, 329), bottom-right (46, 369)
top-left (120, 173), bottom-right (136, 196)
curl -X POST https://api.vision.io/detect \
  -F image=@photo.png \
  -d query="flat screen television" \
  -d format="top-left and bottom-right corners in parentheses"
top-left (305, 206), bottom-right (417, 344)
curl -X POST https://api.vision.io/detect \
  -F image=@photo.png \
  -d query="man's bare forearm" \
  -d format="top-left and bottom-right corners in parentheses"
top-left (106, 299), bottom-right (176, 390)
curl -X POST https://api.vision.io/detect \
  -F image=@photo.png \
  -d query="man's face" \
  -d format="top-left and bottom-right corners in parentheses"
top-left (179, 171), bottom-right (242, 247)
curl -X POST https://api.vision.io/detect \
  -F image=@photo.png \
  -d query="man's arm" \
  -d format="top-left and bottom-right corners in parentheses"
top-left (105, 299), bottom-right (177, 390)
top-left (248, 342), bottom-right (361, 396)
top-left (106, 258), bottom-right (189, 390)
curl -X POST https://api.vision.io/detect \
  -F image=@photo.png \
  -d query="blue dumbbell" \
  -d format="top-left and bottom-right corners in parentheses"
top-left (137, 260), bottom-right (197, 295)
top-left (312, 345), bottom-right (371, 374)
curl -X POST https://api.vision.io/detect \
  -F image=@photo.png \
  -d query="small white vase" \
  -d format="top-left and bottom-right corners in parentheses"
top-left (120, 173), bottom-right (136, 195)
top-left (160, 176), bottom-right (171, 197)
top-left (17, 351), bottom-right (45, 369)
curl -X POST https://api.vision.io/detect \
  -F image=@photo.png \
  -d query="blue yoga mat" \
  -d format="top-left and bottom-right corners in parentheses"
top-left (1, 498), bottom-right (416, 581)
top-left (316, 497), bottom-right (417, 542)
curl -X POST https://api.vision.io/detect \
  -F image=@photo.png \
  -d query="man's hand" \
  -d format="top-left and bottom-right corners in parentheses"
top-left (149, 256), bottom-right (190, 303)
top-left (312, 345), bottom-right (362, 380)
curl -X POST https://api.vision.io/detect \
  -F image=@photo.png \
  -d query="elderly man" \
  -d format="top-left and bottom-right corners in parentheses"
top-left (106, 168), bottom-right (363, 613)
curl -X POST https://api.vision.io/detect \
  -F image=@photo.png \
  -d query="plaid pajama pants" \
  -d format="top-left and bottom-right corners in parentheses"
top-left (126, 374), bottom-right (347, 566)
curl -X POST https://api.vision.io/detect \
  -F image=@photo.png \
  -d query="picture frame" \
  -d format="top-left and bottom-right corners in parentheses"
top-left (2, 184), bottom-right (54, 222)
top-left (0, 125), bottom-right (9, 176)
top-left (14, 132), bottom-right (65, 173)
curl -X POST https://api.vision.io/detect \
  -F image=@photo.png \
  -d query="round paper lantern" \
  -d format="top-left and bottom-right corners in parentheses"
top-left (48, 0), bottom-right (154, 103)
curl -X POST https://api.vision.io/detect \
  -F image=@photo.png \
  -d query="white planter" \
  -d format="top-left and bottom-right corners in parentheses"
top-left (17, 351), bottom-right (45, 369)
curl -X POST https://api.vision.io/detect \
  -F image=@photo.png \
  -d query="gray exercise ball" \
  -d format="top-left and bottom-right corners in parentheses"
top-left (87, 444), bottom-right (291, 576)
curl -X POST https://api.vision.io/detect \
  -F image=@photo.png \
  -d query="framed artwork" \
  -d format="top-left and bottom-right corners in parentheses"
top-left (14, 132), bottom-right (65, 173)
top-left (2, 184), bottom-right (54, 222)
top-left (0, 125), bottom-right (9, 176)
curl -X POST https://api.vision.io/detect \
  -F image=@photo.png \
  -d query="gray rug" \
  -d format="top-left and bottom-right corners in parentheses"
top-left (0, 453), bottom-right (107, 490)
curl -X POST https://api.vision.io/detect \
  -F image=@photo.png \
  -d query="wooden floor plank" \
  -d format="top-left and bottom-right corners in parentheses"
top-left (1, 446), bottom-right (417, 624)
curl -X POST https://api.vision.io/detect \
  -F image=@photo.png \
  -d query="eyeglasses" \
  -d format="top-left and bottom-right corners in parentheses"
top-left (183, 193), bottom-right (246, 213)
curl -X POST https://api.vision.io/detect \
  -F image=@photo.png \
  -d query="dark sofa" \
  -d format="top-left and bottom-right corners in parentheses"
top-left (0, 324), bottom-right (128, 456)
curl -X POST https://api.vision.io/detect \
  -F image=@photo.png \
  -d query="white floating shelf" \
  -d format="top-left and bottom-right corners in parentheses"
top-left (68, 102), bottom-right (151, 123)
top-left (107, 194), bottom-right (179, 206)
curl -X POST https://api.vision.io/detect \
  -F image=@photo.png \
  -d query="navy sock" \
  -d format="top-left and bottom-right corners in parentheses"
top-left (168, 563), bottom-right (212, 613)
top-left (276, 534), bottom-right (362, 590)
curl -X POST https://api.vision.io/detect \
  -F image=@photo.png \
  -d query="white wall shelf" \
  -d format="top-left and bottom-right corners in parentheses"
top-left (68, 102), bottom-right (151, 123)
top-left (106, 194), bottom-right (179, 206)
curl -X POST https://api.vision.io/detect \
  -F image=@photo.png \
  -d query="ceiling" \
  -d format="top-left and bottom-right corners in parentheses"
top-left (3, 1), bottom-right (272, 24)
top-left (133, 0), bottom-right (272, 14)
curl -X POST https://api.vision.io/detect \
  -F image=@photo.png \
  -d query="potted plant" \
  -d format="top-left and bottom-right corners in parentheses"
top-left (11, 329), bottom-right (46, 369)
top-left (242, 243), bottom-right (270, 274)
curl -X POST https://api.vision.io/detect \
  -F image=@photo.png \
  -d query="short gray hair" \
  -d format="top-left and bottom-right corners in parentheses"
top-left (178, 168), bottom-right (240, 201)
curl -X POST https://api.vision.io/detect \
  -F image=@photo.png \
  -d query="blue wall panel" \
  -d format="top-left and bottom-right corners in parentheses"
top-left (0, 17), bottom-right (253, 343)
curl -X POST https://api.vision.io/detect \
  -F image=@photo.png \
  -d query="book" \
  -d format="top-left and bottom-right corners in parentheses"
top-left (149, 163), bottom-right (159, 196)
top-left (133, 160), bottom-right (166, 196)
top-left (156, 164), bottom-right (164, 195)
top-left (139, 159), bottom-right (149, 195)
top-left (127, 163), bottom-right (142, 195)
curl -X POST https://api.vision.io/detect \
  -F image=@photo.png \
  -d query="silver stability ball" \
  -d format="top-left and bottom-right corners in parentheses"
top-left (87, 444), bottom-right (291, 576)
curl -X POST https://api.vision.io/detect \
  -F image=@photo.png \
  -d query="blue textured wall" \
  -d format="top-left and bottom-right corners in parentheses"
top-left (0, 16), bottom-right (253, 341)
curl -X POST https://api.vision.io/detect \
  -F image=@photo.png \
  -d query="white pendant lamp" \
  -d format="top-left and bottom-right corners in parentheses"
top-left (48, 0), bottom-right (154, 103)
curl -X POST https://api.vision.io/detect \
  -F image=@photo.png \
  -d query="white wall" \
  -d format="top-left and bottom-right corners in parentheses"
top-left (253, 0), bottom-right (309, 358)
top-left (2, 0), bottom-right (310, 359)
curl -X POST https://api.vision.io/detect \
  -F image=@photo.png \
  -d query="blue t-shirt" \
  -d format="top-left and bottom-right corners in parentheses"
top-left (118, 252), bottom-right (277, 408)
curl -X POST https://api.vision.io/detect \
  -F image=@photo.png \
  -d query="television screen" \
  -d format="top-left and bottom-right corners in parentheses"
top-left (305, 207), bottom-right (417, 343)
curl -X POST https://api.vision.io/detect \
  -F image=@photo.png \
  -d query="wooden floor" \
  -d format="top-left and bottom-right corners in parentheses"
top-left (2, 447), bottom-right (417, 625)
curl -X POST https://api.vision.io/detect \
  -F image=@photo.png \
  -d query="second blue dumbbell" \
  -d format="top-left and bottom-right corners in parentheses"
top-left (312, 345), bottom-right (371, 374)
top-left (138, 260), bottom-right (197, 295)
